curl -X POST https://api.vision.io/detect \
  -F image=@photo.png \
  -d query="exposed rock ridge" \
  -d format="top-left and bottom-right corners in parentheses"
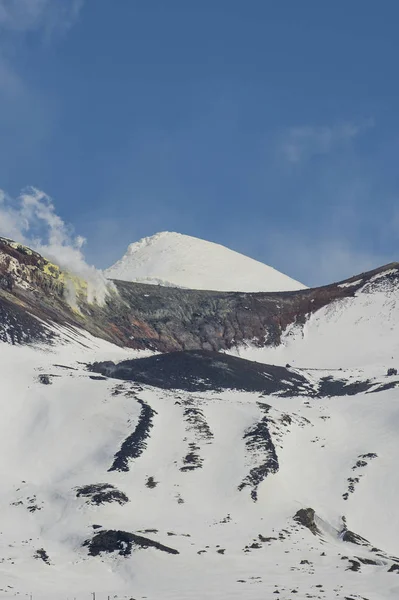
top-left (1, 236), bottom-right (398, 353)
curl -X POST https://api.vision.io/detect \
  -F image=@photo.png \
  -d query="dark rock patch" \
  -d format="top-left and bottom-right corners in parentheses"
top-left (180, 443), bottom-right (203, 472)
top-left (34, 548), bottom-right (50, 565)
top-left (90, 351), bottom-right (383, 400)
top-left (238, 405), bottom-right (279, 501)
top-left (183, 405), bottom-right (213, 440)
top-left (76, 483), bottom-right (129, 506)
top-left (318, 377), bottom-right (372, 397)
top-left (90, 350), bottom-right (314, 396)
top-left (0, 293), bottom-right (57, 346)
top-left (259, 535), bottom-right (277, 543)
top-left (356, 557), bottom-right (379, 565)
top-left (293, 508), bottom-right (321, 536)
top-left (343, 453), bottom-right (377, 500)
top-left (109, 398), bottom-right (156, 472)
top-left (137, 529), bottom-right (158, 534)
top-left (360, 453), bottom-right (377, 460)
top-left (367, 381), bottom-right (399, 394)
top-left (84, 530), bottom-right (179, 556)
top-left (346, 559), bottom-right (361, 572)
top-left (145, 476), bottom-right (158, 489)
top-left (342, 530), bottom-right (371, 546)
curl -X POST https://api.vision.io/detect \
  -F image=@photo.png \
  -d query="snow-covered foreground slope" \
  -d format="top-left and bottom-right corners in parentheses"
top-left (231, 267), bottom-right (399, 370)
top-left (1, 335), bottom-right (399, 599)
top-left (104, 231), bottom-right (306, 292)
top-left (2, 244), bottom-right (399, 599)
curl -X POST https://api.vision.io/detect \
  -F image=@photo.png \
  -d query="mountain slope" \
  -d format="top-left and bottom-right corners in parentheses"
top-left (1, 339), bottom-right (399, 599)
top-left (104, 231), bottom-right (307, 292)
top-left (231, 265), bottom-right (399, 369)
top-left (1, 236), bottom-right (399, 598)
top-left (1, 236), bottom-right (399, 369)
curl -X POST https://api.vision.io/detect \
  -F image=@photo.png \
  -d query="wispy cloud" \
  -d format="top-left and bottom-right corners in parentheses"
top-left (0, 187), bottom-right (109, 303)
top-left (0, 0), bottom-right (83, 36)
top-left (279, 120), bottom-right (373, 163)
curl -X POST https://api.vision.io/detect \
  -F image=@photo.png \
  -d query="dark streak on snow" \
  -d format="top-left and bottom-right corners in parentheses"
top-left (238, 404), bottom-right (279, 501)
top-left (109, 399), bottom-right (156, 472)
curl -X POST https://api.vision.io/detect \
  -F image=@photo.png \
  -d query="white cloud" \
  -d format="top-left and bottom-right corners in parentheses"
top-left (280, 120), bottom-right (373, 163)
top-left (0, 0), bottom-right (83, 35)
top-left (0, 187), bottom-right (110, 304)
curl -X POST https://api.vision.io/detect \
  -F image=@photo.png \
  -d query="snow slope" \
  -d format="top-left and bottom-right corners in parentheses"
top-left (104, 231), bottom-right (306, 292)
top-left (1, 331), bottom-right (399, 599)
top-left (230, 267), bottom-right (399, 370)
top-left (1, 252), bottom-right (399, 599)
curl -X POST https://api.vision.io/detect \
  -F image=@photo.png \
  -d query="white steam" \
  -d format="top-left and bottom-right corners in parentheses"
top-left (0, 186), bottom-right (110, 304)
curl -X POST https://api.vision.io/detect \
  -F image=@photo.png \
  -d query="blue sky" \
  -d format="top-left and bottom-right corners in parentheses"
top-left (0, 0), bottom-right (399, 286)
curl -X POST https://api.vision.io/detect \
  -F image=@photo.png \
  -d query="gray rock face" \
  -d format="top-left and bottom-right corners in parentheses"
top-left (293, 508), bottom-right (320, 536)
top-left (1, 235), bottom-right (399, 353)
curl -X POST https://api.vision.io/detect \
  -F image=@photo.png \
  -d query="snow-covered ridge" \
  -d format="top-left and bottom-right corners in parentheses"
top-left (230, 265), bottom-right (399, 370)
top-left (104, 231), bottom-right (307, 292)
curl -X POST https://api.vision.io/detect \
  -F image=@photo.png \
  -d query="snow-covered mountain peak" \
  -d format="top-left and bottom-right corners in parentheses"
top-left (125, 231), bottom-right (182, 253)
top-left (105, 231), bottom-right (307, 292)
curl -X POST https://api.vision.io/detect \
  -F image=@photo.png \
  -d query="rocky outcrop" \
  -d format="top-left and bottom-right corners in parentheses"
top-left (83, 530), bottom-right (179, 556)
top-left (90, 350), bottom-right (393, 399)
top-left (238, 404), bottom-right (279, 501)
top-left (76, 483), bottom-right (129, 506)
top-left (1, 236), bottom-right (399, 353)
top-left (293, 508), bottom-right (321, 536)
top-left (90, 350), bottom-right (315, 395)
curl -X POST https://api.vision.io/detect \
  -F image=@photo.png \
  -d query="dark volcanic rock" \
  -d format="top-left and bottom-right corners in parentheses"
top-left (0, 294), bottom-right (57, 346)
top-left (145, 476), bottom-right (158, 488)
top-left (180, 443), bottom-right (203, 472)
top-left (318, 377), bottom-right (373, 397)
top-left (76, 483), bottom-right (129, 506)
top-left (34, 548), bottom-right (50, 565)
top-left (84, 530), bottom-right (179, 556)
top-left (368, 381), bottom-right (399, 394)
top-left (346, 559), bottom-right (361, 572)
top-left (2, 236), bottom-right (399, 354)
top-left (293, 508), bottom-right (321, 536)
top-left (342, 529), bottom-right (371, 546)
top-left (91, 351), bottom-right (384, 399)
top-left (109, 399), bottom-right (156, 472)
top-left (90, 350), bottom-right (314, 395)
top-left (238, 406), bottom-right (279, 501)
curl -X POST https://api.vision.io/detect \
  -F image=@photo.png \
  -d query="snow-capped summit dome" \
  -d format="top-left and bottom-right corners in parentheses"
top-left (104, 231), bottom-right (306, 292)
